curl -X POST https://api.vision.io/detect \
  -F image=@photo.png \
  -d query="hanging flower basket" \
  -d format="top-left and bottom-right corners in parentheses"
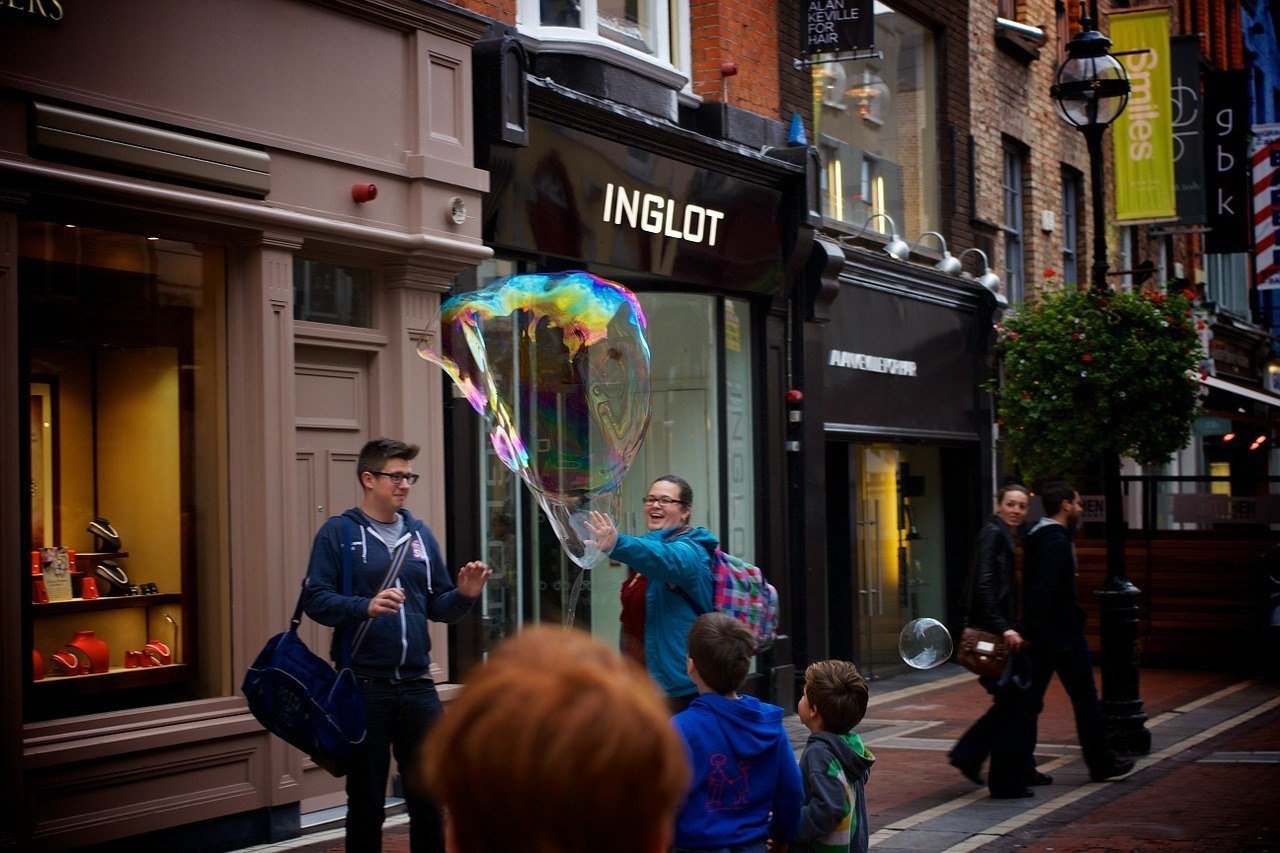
top-left (988, 288), bottom-right (1204, 481)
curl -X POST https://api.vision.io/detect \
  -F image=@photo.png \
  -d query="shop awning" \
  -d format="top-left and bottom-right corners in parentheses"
top-left (1201, 375), bottom-right (1280, 408)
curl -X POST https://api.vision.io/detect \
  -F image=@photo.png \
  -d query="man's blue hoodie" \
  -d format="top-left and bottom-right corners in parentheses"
top-left (301, 508), bottom-right (476, 680)
top-left (672, 693), bottom-right (804, 849)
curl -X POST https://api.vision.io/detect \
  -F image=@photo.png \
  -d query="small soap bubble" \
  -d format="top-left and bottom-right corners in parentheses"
top-left (898, 618), bottom-right (953, 670)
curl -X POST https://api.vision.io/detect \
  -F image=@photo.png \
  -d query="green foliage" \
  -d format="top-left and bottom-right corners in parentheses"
top-left (989, 288), bottom-right (1204, 481)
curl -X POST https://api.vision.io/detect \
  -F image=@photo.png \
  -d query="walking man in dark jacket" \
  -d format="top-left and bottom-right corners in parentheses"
top-left (1022, 481), bottom-right (1133, 784)
top-left (303, 438), bottom-right (490, 852)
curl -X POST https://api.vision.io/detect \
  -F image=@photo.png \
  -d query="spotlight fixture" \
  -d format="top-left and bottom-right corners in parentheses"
top-left (916, 231), bottom-right (962, 275)
top-left (1223, 432), bottom-right (1236, 442)
top-left (1251, 435), bottom-right (1268, 451)
top-left (847, 212), bottom-right (910, 260)
top-left (957, 247), bottom-right (1005, 305)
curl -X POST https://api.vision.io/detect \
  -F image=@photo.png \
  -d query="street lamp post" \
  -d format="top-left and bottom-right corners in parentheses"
top-left (1050, 5), bottom-right (1151, 755)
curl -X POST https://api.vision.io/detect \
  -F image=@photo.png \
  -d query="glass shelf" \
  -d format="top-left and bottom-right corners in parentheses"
top-left (32, 593), bottom-right (182, 616)
top-left (32, 663), bottom-right (189, 694)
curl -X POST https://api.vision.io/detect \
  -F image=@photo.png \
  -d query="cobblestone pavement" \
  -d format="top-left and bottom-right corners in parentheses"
top-left (239, 666), bottom-right (1280, 852)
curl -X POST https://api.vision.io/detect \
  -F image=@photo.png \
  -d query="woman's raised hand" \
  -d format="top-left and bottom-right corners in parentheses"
top-left (583, 511), bottom-right (618, 555)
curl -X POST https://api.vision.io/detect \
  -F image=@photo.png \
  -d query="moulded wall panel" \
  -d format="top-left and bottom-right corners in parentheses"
top-left (0, 0), bottom-right (413, 178)
top-left (429, 55), bottom-right (462, 146)
top-left (295, 365), bottom-right (364, 431)
top-left (420, 32), bottom-right (473, 166)
top-left (27, 733), bottom-right (271, 848)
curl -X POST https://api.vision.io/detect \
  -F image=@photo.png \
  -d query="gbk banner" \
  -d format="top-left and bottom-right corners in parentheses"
top-left (1111, 8), bottom-right (1177, 222)
top-left (1204, 70), bottom-right (1253, 254)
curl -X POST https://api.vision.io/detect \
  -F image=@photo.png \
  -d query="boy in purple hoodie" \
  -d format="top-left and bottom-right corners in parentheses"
top-left (671, 613), bottom-right (804, 853)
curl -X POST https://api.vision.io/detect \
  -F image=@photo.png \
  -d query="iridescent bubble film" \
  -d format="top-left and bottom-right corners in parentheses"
top-left (419, 271), bottom-right (651, 568)
top-left (898, 618), bottom-right (954, 670)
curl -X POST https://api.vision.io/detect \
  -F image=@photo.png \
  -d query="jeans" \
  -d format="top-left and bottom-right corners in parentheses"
top-left (346, 678), bottom-right (445, 853)
top-left (1026, 633), bottom-right (1116, 776)
top-left (950, 662), bottom-right (1036, 793)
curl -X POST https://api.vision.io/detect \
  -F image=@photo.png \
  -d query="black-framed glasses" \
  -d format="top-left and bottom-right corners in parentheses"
top-left (641, 496), bottom-right (684, 507)
top-left (370, 471), bottom-right (420, 485)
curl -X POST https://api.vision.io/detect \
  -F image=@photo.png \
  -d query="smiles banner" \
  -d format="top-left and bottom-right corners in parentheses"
top-left (1111, 8), bottom-right (1177, 222)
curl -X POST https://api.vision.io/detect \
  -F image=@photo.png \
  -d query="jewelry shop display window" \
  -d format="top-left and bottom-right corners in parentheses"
top-left (19, 220), bottom-right (229, 721)
top-left (469, 259), bottom-right (758, 655)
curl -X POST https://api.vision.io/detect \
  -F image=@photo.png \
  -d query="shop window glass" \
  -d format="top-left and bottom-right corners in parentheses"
top-left (813, 2), bottom-right (938, 238)
top-left (20, 221), bottom-right (228, 720)
top-left (293, 258), bottom-right (373, 327)
top-left (474, 285), bottom-right (755, 655)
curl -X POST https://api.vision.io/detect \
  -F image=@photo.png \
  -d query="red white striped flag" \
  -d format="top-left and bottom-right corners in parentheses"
top-left (1254, 123), bottom-right (1280, 290)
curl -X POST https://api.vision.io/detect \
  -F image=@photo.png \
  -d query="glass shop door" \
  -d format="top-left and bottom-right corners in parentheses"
top-left (833, 442), bottom-right (946, 679)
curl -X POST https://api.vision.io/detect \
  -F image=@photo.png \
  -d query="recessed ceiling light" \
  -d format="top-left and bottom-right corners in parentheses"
top-left (147, 236), bottom-right (159, 241)
top-left (64, 224), bottom-right (76, 229)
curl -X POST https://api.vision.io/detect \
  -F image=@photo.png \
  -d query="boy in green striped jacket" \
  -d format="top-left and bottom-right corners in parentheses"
top-left (793, 661), bottom-right (876, 853)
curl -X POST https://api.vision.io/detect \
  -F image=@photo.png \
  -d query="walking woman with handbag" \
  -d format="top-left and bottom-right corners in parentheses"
top-left (948, 484), bottom-right (1047, 799)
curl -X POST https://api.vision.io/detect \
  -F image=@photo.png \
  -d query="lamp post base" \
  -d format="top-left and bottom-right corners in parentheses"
top-left (1097, 580), bottom-right (1151, 755)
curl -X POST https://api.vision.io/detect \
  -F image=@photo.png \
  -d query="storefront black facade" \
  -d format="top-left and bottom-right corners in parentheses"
top-left (447, 34), bottom-right (811, 700)
top-left (792, 241), bottom-right (1001, 682)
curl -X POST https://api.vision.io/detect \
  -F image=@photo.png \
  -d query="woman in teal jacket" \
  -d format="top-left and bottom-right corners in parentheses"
top-left (586, 475), bottom-right (716, 712)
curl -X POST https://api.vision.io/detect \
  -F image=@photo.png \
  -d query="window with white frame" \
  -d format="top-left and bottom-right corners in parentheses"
top-left (1061, 167), bottom-right (1081, 286)
top-left (521, 0), bottom-right (690, 74)
top-left (1003, 143), bottom-right (1027, 304)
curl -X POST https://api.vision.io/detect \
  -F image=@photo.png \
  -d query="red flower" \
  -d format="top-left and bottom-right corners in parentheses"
top-left (1083, 354), bottom-right (1093, 362)
top-left (1022, 393), bottom-right (1032, 399)
top-left (1044, 269), bottom-right (1056, 278)
top-left (1196, 321), bottom-right (1207, 330)
top-left (1073, 333), bottom-right (1082, 340)
top-left (1182, 289), bottom-right (1195, 300)
top-left (1009, 332), bottom-right (1021, 339)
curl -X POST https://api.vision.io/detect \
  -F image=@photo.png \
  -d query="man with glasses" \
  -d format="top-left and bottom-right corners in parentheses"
top-left (303, 437), bottom-right (490, 853)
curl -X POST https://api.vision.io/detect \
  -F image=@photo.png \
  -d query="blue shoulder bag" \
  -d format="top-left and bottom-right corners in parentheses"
top-left (242, 518), bottom-right (370, 777)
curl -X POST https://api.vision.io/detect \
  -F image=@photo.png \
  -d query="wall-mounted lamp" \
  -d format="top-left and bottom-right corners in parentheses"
top-left (916, 231), bottom-right (962, 275)
top-left (958, 247), bottom-right (1005, 305)
top-left (845, 212), bottom-right (910, 260)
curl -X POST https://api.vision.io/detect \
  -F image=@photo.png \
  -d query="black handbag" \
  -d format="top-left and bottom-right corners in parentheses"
top-left (242, 519), bottom-right (411, 777)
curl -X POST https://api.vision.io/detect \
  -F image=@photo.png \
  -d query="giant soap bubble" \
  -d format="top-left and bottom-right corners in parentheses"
top-left (418, 271), bottom-right (651, 574)
top-left (899, 618), bottom-right (953, 669)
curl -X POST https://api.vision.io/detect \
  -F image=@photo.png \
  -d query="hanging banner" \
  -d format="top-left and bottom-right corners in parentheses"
top-left (1111, 8), bottom-right (1177, 222)
top-left (1204, 70), bottom-right (1253, 254)
top-left (1253, 124), bottom-right (1280, 291)
top-left (1170, 35), bottom-right (1206, 225)
top-left (803, 0), bottom-right (874, 57)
